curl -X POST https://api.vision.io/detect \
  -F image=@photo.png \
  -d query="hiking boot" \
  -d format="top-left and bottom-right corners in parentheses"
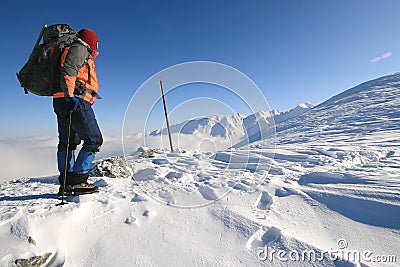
top-left (58, 172), bottom-right (75, 186)
top-left (72, 173), bottom-right (90, 184)
top-left (59, 172), bottom-right (89, 186)
top-left (71, 183), bottom-right (99, 195)
top-left (58, 184), bottom-right (74, 196)
top-left (58, 183), bottom-right (98, 196)
top-left (58, 172), bottom-right (98, 196)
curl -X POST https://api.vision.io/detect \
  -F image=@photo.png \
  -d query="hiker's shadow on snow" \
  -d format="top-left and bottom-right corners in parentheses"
top-left (0, 193), bottom-right (58, 202)
top-left (26, 177), bottom-right (58, 184)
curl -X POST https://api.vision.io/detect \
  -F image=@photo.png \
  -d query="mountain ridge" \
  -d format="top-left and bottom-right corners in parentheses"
top-left (146, 102), bottom-right (314, 152)
top-left (274, 72), bottom-right (400, 143)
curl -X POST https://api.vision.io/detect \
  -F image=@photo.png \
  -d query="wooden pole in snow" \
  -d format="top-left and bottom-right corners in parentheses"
top-left (159, 76), bottom-right (174, 152)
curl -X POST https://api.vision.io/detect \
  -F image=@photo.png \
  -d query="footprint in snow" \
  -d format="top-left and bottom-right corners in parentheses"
top-left (176, 158), bottom-right (199, 167)
top-left (165, 172), bottom-right (183, 180)
top-left (246, 226), bottom-right (281, 250)
top-left (254, 191), bottom-right (273, 211)
top-left (124, 215), bottom-right (137, 225)
top-left (233, 183), bottom-right (249, 191)
top-left (158, 190), bottom-right (175, 205)
top-left (152, 158), bottom-right (169, 165)
top-left (131, 193), bottom-right (148, 202)
top-left (142, 210), bottom-right (150, 217)
top-left (198, 186), bottom-right (218, 201)
top-left (93, 179), bottom-right (108, 187)
top-left (132, 168), bottom-right (158, 182)
top-left (274, 187), bottom-right (297, 197)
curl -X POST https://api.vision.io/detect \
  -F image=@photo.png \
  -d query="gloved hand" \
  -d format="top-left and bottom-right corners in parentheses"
top-left (65, 97), bottom-right (79, 111)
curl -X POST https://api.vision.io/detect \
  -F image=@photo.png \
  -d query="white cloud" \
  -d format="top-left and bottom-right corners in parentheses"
top-left (0, 137), bottom-right (57, 182)
top-left (371, 52), bottom-right (392, 63)
top-left (371, 57), bottom-right (381, 63)
top-left (0, 135), bottom-right (124, 183)
top-left (380, 52), bottom-right (392, 59)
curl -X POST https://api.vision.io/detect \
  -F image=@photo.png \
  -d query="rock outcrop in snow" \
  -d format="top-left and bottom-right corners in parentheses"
top-left (90, 156), bottom-right (133, 178)
top-left (14, 252), bottom-right (52, 267)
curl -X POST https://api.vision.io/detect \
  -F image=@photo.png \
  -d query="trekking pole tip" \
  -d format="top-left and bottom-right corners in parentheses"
top-left (56, 200), bottom-right (68, 206)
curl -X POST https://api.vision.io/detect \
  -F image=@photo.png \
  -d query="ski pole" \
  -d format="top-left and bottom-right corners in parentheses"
top-left (57, 110), bottom-right (73, 206)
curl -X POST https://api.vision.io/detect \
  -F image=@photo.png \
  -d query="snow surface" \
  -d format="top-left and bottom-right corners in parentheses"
top-left (1, 73), bottom-right (400, 266)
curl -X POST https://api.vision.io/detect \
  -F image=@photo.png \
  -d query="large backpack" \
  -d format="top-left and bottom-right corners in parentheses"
top-left (17, 24), bottom-right (79, 96)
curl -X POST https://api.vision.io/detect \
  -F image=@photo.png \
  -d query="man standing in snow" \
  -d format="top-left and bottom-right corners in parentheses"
top-left (53, 28), bottom-right (102, 195)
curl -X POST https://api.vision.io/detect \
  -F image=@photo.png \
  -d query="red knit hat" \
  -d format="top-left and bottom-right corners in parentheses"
top-left (78, 28), bottom-right (98, 51)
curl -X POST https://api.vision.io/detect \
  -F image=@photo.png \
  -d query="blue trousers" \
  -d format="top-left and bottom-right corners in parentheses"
top-left (53, 98), bottom-right (103, 173)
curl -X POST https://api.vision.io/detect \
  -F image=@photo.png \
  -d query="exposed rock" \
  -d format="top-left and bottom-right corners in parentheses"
top-left (137, 147), bottom-right (155, 158)
top-left (90, 156), bottom-right (133, 178)
top-left (27, 236), bottom-right (36, 246)
top-left (15, 252), bottom-right (51, 267)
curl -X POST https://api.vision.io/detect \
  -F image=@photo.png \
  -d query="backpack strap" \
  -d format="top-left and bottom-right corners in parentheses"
top-left (85, 88), bottom-right (102, 99)
top-left (76, 38), bottom-right (94, 85)
top-left (86, 61), bottom-right (91, 84)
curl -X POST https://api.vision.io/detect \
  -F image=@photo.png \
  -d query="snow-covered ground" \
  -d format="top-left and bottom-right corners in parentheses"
top-left (0, 73), bottom-right (399, 266)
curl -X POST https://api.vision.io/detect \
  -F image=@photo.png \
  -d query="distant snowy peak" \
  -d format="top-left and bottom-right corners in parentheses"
top-left (242, 103), bottom-right (314, 139)
top-left (298, 102), bottom-right (313, 109)
top-left (273, 102), bottom-right (314, 124)
top-left (149, 113), bottom-right (246, 139)
top-left (149, 103), bottom-right (313, 140)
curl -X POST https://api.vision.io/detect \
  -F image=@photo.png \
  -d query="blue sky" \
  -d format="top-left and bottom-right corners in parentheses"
top-left (1, 0), bottom-right (400, 138)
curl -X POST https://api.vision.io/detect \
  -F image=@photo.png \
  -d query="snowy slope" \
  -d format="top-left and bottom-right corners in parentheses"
top-left (0, 73), bottom-right (399, 266)
top-left (274, 73), bottom-right (400, 144)
top-left (239, 72), bottom-right (400, 265)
